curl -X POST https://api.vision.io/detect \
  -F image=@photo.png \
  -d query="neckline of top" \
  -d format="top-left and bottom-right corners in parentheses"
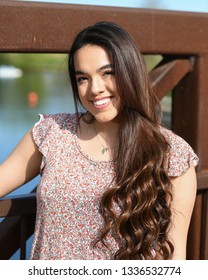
top-left (72, 113), bottom-right (114, 165)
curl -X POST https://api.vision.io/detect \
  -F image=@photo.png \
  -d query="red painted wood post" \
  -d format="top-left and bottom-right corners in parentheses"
top-left (172, 55), bottom-right (208, 259)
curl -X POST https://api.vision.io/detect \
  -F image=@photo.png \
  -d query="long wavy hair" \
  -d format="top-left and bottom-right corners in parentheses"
top-left (68, 22), bottom-right (174, 259)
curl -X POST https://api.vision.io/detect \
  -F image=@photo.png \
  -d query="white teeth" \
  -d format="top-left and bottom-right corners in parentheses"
top-left (93, 98), bottom-right (111, 106)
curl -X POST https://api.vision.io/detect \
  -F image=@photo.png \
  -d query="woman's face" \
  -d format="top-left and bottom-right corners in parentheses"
top-left (73, 44), bottom-right (120, 123)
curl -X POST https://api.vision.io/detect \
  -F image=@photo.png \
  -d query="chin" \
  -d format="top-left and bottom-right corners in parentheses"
top-left (95, 115), bottom-right (118, 124)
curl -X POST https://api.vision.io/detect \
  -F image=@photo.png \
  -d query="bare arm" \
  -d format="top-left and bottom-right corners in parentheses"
top-left (0, 129), bottom-right (42, 197)
top-left (169, 165), bottom-right (197, 259)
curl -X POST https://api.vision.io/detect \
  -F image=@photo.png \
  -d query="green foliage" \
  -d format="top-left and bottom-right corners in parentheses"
top-left (0, 53), bottom-right (163, 73)
top-left (0, 53), bottom-right (67, 72)
top-left (144, 54), bottom-right (162, 71)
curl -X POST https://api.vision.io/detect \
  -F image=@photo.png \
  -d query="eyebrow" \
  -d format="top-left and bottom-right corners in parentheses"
top-left (75, 64), bottom-right (113, 75)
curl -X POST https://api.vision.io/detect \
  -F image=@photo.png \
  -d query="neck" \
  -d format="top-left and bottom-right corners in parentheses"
top-left (94, 119), bottom-right (118, 138)
top-left (94, 117), bottom-right (119, 131)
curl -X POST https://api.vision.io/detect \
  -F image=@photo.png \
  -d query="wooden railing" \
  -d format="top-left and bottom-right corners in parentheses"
top-left (0, 0), bottom-right (208, 259)
top-left (0, 194), bottom-right (36, 259)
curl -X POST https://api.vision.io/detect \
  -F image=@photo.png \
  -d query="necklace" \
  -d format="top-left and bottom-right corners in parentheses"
top-left (93, 123), bottom-right (115, 154)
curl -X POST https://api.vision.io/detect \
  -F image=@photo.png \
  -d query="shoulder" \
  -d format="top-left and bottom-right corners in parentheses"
top-left (32, 113), bottom-right (80, 147)
top-left (32, 113), bottom-right (81, 135)
top-left (34, 113), bottom-right (79, 129)
top-left (160, 126), bottom-right (199, 177)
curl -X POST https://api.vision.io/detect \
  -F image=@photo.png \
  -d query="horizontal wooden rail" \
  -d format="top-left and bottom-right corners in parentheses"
top-left (0, 1), bottom-right (208, 54)
top-left (0, 193), bottom-right (36, 217)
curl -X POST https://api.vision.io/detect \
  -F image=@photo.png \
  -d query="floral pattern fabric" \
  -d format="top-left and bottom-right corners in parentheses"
top-left (30, 113), bottom-right (198, 260)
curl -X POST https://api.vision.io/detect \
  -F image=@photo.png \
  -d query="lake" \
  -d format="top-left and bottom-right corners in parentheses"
top-left (0, 70), bottom-right (76, 193)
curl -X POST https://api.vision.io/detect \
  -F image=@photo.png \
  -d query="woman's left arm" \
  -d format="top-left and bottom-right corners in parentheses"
top-left (169, 165), bottom-right (197, 259)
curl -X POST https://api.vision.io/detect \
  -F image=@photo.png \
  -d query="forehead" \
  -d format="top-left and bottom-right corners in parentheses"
top-left (73, 44), bottom-right (111, 70)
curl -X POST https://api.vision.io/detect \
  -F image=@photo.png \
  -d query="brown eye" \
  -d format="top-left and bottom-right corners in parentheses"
top-left (103, 70), bottom-right (114, 77)
top-left (77, 77), bottom-right (88, 84)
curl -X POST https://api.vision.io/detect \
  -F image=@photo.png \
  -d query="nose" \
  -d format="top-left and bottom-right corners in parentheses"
top-left (89, 77), bottom-right (105, 95)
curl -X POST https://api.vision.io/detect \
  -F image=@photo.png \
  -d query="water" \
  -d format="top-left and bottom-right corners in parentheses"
top-left (0, 70), bottom-right (75, 194)
top-left (0, 69), bottom-right (75, 259)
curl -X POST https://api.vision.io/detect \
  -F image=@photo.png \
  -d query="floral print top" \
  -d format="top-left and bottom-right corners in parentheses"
top-left (30, 113), bottom-right (198, 260)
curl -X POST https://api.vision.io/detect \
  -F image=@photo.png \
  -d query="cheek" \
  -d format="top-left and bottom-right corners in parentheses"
top-left (108, 79), bottom-right (119, 95)
top-left (77, 88), bottom-right (89, 106)
top-left (77, 85), bottom-right (87, 98)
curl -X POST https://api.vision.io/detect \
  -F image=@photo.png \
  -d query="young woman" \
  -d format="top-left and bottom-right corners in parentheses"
top-left (0, 22), bottom-right (198, 260)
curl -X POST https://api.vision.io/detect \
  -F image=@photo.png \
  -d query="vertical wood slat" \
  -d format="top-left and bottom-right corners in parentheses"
top-left (200, 191), bottom-right (208, 259)
top-left (187, 194), bottom-right (202, 259)
top-left (0, 217), bottom-right (22, 260)
top-left (20, 216), bottom-right (27, 260)
top-left (172, 55), bottom-right (208, 168)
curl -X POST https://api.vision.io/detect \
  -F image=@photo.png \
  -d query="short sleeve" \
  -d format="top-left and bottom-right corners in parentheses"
top-left (32, 113), bottom-right (76, 173)
top-left (32, 114), bottom-right (51, 156)
top-left (32, 114), bottom-right (56, 172)
top-left (162, 128), bottom-right (199, 177)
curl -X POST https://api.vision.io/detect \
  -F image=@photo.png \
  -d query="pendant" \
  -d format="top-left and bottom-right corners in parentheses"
top-left (102, 147), bottom-right (109, 154)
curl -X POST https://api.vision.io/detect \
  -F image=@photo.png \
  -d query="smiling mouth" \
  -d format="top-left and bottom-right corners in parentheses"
top-left (92, 97), bottom-right (112, 106)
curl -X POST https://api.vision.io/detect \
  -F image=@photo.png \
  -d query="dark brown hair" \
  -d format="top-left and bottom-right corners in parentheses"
top-left (68, 22), bottom-right (174, 259)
